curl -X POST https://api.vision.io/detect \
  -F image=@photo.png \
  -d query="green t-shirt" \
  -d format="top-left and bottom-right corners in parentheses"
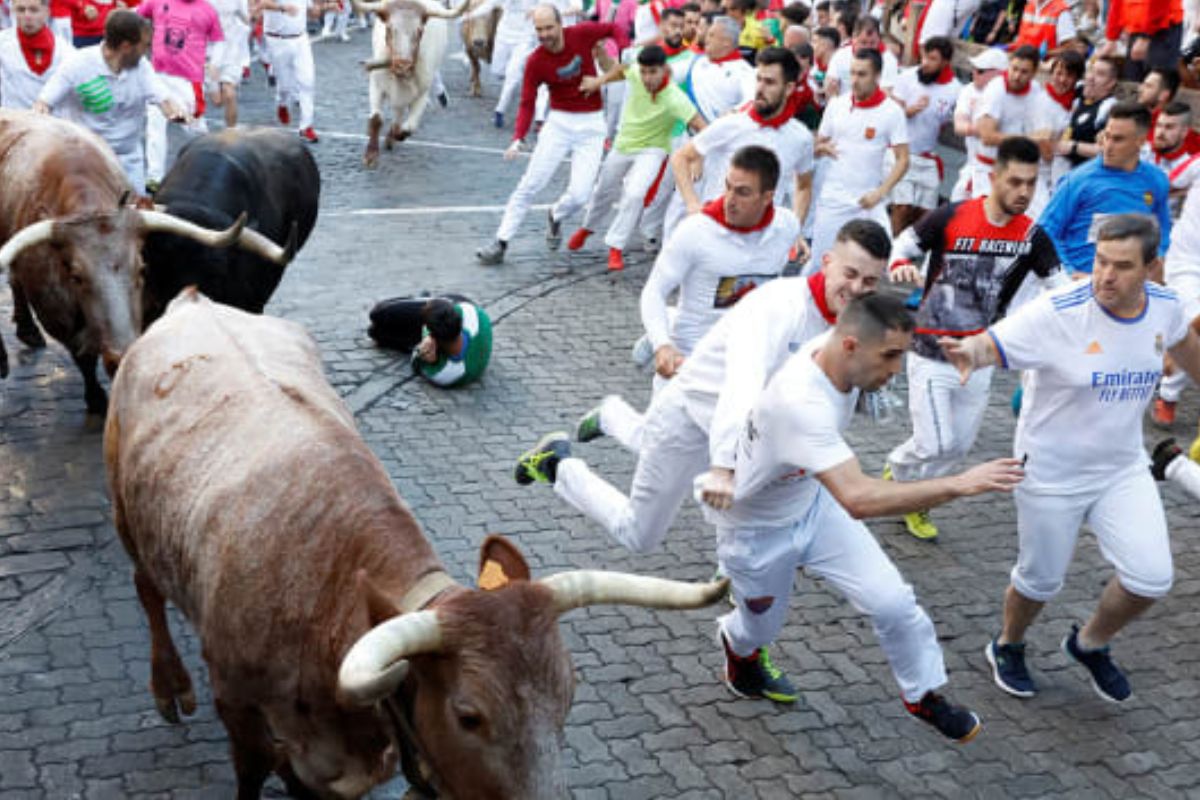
top-left (613, 64), bottom-right (698, 155)
top-left (413, 302), bottom-right (492, 388)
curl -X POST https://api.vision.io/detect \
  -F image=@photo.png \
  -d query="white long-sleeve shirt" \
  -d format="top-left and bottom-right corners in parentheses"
top-left (0, 28), bottom-right (73, 110)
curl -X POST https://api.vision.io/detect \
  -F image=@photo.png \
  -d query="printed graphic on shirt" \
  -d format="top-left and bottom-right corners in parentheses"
top-left (164, 25), bottom-right (189, 53)
top-left (1090, 368), bottom-right (1160, 403)
top-left (713, 273), bottom-right (776, 308)
top-left (555, 55), bottom-right (582, 80)
top-left (75, 75), bottom-right (113, 113)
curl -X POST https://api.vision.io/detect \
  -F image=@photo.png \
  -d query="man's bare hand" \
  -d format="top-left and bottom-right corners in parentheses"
top-left (654, 343), bottom-right (685, 378)
top-left (938, 336), bottom-right (976, 384)
top-left (790, 238), bottom-right (810, 264)
top-left (954, 458), bottom-right (1024, 496)
top-left (890, 261), bottom-right (921, 284)
top-left (504, 140), bottom-right (523, 160)
top-left (858, 188), bottom-right (885, 209)
top-left (31, 100), bottom-right (50, 115)
top-left (1130, 36), bottom-right (1150, 62)
top-left (415, 335), bottom-right (438, 363)
top-left (700, 467), bottom-right (736, 510)
top-left (580, 75), bottom-right (603, 95)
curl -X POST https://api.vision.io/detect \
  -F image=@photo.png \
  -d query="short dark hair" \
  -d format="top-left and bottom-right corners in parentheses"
top-left (814, 25), bottom-right (840, 47)
top-left (422, 299), bottom-right (463, 343)
top-left (756, 46), bottom-right (801, 84)
top-left (104, 8), bottom-right (150, 47)
top-left (835, 219), bottom-right (891, 260)
top-left (1054, 49), bottom-right (1085, 81)
top-left (853, 47), bottom-right (883, 75)
top-left (661, 6), bottom-right (684, 21)
top-left (730, 145), bottom-right (780, 192)
top-left (730, 0), bottom-right (757, 13)
top-left (680, 2), bottom-right (700, 12)
top-left (852, 14), bottom-right (879, 36)
top-left (922, 35), bottom-right (953, 61)
top-left (1108, 100), bottom-right (1153, 131)
top-left (780, 1), bottom-right (810, 26)
top-left (1162, 100), bottom-right (1193, 124)
top-left (996, 136), bottom-right (1041, 170)
top-left (791, 41), bottom-right (814, 62)
top-left (1096, 214), bottom-right (1160, 266)
top-left (837, 293), bottom-right (914, 342)
top-left (638, 44), bottom-right (668, 67)
top-left (1011, 44), bottom-right (1041, 67)
top-left (1149, 66), bottom-right (1182, 101)
top-left (815, 0), bottom-right (830, 10)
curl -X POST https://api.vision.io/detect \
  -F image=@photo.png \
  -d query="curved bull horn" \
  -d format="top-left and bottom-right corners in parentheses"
top-left (416, 0), bottom-right (471, 18)
top-left (236, 221), bottom-right (298, 266)
top-left (541, 571), bottom-right (731, 615)
top-left (350, 0), bottom-right (388, 14)
top-left (138, 210), bottom-right (248, 249)
top-left (338, 610), bottom-right (443, 706)
top-left (0, 220), bottom-right (58, 272)
top-left (362, 57), bottom-right (392, 71)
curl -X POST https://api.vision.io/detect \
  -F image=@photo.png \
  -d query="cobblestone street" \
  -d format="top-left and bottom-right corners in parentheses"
top-left (2, 30), bottom-right (1200, 799)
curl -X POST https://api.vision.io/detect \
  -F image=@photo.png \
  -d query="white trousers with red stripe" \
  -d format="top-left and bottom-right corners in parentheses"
top-left (580, 148), bottom-right (667, 251)
top-left (146, 73), bottom-right (206, 185)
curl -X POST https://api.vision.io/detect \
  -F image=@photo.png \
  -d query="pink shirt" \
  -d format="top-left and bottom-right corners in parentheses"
top-left (137, 0), bottom-right (222, 83)
top-left (593, 0), bottom-right (637, 58)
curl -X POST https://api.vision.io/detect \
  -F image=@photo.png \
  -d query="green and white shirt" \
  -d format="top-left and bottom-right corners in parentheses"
top-left (413, 302), bottom-right (492, 388)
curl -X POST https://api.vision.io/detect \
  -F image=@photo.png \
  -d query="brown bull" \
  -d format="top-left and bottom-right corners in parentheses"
top-left (104, 289), bottom-right (727, 799)
top-left (460, 0), bottom-right (499, 98)
top-left (0, 110), bottom-right (288, 414)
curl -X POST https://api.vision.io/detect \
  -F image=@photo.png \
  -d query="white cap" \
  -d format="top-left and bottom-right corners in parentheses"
top-left (969, 48), bottom-right (1010, 72)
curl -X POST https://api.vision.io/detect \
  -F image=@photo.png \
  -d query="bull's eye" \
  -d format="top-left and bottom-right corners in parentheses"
top-left (457, 712), bottom-right (483, 733)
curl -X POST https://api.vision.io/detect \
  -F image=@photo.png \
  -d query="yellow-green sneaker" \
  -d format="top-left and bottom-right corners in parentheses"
top-left (882, 463), bottom-right (894, 481)
top-left (1189, 435), bottom-right (1200, 464)
top-left (903, 510), bottom-right (939, 541)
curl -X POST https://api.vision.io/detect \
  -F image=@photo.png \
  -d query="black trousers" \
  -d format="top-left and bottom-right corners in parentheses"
top-left (368, 294), bottom-right (470, 351)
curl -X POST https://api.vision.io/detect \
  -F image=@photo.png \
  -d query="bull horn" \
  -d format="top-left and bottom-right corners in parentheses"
top-left (0, 220), bottom-right (58, 272)
top-left (350, 0), bottom-right (388, 13)
top-left (236, 221), bottom-right (297, 265)
top-left (541, 571), bottom-right (731, 615)
top-left (138, 210), bottom-right (248, 249)
top-left (416, 0), bottom-right (471, 18)
top-left (338, 610), bottom-right (443, 706)
top-left (362, 57), bottom-right (391, 71)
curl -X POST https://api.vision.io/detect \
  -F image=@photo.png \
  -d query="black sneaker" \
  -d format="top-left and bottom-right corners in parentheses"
top-left (720, 633), bottom-right (796, 703)
top-left (1062, 625), bottom-right (1131, 703)
top-left (904, 691), bottom-right (982, 743)
top-left (984, 638), bottom-right (1036, 698)
top-left (545, 209), bottom-right (562, 250)
top-left (1151, 438), bottom-right (1182, 481)
top-left (514, 432), bottom-right (571, 485)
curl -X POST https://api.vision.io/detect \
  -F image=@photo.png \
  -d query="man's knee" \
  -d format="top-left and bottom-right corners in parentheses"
top-left (1010, 564), bottom-right (1065, 603)
top-left (1117, 564), bottom-right (1173, 600)
top-left (866, 582), bottom-right (921, 631)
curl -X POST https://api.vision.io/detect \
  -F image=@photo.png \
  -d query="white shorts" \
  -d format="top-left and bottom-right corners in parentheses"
top-left (210, 28), bottom-right (250, 85)
top-left (888, 151), bottom-right (941, 209)
top-left (1012, 466), bottom-right (1173, 602)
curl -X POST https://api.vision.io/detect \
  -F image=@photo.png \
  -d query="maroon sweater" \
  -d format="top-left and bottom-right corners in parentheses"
top-left (513, 22), bottom-right (629, 141)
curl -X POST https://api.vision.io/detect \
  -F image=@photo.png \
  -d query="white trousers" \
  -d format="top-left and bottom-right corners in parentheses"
top-left (322, 3), bottom-right (350, 36)
top-left (266, 33), bottom-right (314, 130)
top-left (580, 148), bottom-right (667, 250)
top-left (887, 353), bottom-right (994, 482)
top-left (1012, 467), bottom-right (1173, 602)
top-left (494, 38), bottom-right (533, 115)
top-left (1159, 368), bottom-right (1193, 402)
top-left (555, 383), bottom-right (708, 554)
top-left (810, 196), bottom-right (890, 274)
top-left (146, 73), bottom-right (205, 184)
top-left (1166, 453), bottom-right (1200, 499)
top-left (116, 147), bottom-right (146, 196)
top-left (603, 81), bottom-right (625, 140)
top-left (716, 488), bottom-right (948, 703)
top-left (599, 393), bottom-right (647, 453)
top-left (496, 110), bottom-right (605, 243)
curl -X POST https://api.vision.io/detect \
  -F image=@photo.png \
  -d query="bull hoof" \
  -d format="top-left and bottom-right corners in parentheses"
top-left (384, 137), bottom-right (394, 152)
top-left (84, 387), bottom-right (108, 416)
top-left (15, 323), bottom-right (45, 349)
top-left (469, 86), bottom-right (482, 98)
top-left (396, 129), bottom-right (413, 142)
top-left (154, 688), bottom-right (197, 724)
top-left (364, 150), bottom-right (380, 168)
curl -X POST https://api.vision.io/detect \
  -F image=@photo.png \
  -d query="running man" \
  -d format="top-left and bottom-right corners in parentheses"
top-left (944, 214), bottom-right (1200, 703)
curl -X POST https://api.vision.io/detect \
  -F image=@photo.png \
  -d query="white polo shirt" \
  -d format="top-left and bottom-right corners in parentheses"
top-left (817, 90), bottom-right (908, 205)
top-left (690, 108), bottom-right (814, 209)
top-left (264, 0), bottom-right (310, 37)
top-left (890, 65), bottom-right (960, 155)
top-left (826, 42), bottom-right (898, 96)
top-left (0, 27), bottom-right (73, 109)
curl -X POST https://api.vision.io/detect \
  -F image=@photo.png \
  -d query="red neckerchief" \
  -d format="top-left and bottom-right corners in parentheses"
top-left (853, 37), bottom-right (887, 54)
top-left (660, 38), bottom-right (687, 57)
top-left (932, 65), bottom-right (954, 85)
top-left (702, 197), bottom-right (775, 233)
top-left (816, 55), bottom-right (829, 71)
top-left (710, 49), bottom-right (744, 65)
top-left (1005, 75), bottom-right (1031, 96)
top-left (650, 1), bottom-right (661, 26)
top-left (746, 92), bottom-right (801, 127)
top-left (648, 72), bottom-right (671, 100)
top-left (807, 272), bottom-right (837, 324)
top-left (852, 87), bottom-right (887, 109)
top-left (689, 42), bottom-right (704, 53)
top-left (1045, 81), bottom-right (1073, 112)
top-left (17, 26), bottom-right (55, 76)
top-left (793, 80), bottom-right (816, 111)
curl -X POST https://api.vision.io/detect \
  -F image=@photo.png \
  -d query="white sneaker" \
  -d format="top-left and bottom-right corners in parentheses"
top-left (339, 31), bottom-right (350, 41)
top-left (630, 334), bottom-right (653, 367)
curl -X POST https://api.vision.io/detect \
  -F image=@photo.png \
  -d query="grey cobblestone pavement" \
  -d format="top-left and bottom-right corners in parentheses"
top-left (2, 30), bottom-right (1200, 799)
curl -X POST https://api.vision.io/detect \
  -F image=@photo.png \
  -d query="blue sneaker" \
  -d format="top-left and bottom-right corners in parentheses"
top-left (493, 111), bottom-right (504, 128)
top-left (984, 638), bottom-right (1036, 698)
top-left (1062, 625), bottom-right (1131, 703)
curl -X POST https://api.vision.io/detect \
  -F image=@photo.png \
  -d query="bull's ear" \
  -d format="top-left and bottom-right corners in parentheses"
top-left (477, 535), bottom-right (531, 590)
top-left (356, 569), bottom-right (402, 626)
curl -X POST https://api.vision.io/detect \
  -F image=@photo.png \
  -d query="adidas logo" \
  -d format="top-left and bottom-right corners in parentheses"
top-left (1085, 340), bottom-right (1103, 355)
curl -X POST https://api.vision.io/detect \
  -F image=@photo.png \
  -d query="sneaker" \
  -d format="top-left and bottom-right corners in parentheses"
top-left (984, 638), bottom-right (1036, 698)
top-left (1011, 387), bottom-right (1023, 417)
top-left (1151, 438), bottom-right (1182, 481)
top-left (436, 90), bottom-right (449, 108)
top-left (267, 74), bottom-right (277, 88)
top-left (339, 31), bottom-right (351, 42)
top-left (607, 247), bottom-right (624, 272)
top-left (1152, 398), bottom-right (1177, 427)
top-left (514, 432), bottom-right (571, 485)
top-left (276, 104), bottom-right (290, 125)
top-left (881, 463), bottom-right (894, 481)
top-left (545, 209), bottom-right (562, 250)
top-left (299, 126), bottom-right (319, 143)
top-left (575, 406), bottom-right (604, 443)
top-left (904, 691), bottom-right (982, 743)
top-left (642, 236), bottom-right (660, 255)
top-left (144, 178), bottom-right (161, 197)
top-left (1062, 625), bottom-right (1131, 703)
top-left (720, 633), bottom-right (797, 703)
top-left (242, 66), bottom-right (251, 82)
top-left (902, 510), bottom-right (939, 541)
top-left (631, 334), bottom-right (654, 367)
top-left (1190, 435), bottom-right (1200, 464)
top-left (476, 239), bottom-right (506, 265)
top-left (566, 228), bottom-right (591, 251)
top-left (493, 111), bottom-right (504, 128)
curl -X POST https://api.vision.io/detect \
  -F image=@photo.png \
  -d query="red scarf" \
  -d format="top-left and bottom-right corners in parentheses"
top-left (1045, 81), bottom-right (1074, 112)
top-left (852, 87), bottom-right (887, 109)
top-left (1005, 75), bottom-right (1031, 96)
top-left (807, 272), bottom-right (836, 324)
top-left (710, 49), bottom-right (744, 65)
top-left (792, 80), bottom-right (816, 112)
top-left (18, 27), bottom-right (55, 76)
top-left (649, 73), bottom-right (671, 99)
top-left (853, 38), bottom-right (887, 54)
top-left (702, 197), bottom-right (775, 233)
top-left (746, 92), bottom-right (801, 127)
top-left (932, 65), bottom-right (954, 85)
top-left (661, 38), bottom-right (687, 57)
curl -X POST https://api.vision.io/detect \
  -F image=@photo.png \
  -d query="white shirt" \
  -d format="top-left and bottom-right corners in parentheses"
top-left (0, 28), bottom-right (73, 110)
top-left (264, 0), bottom-right (311, 37)
top-left (990, 281), bottom-right (1189, 493)
top-left (1165, 182), bottom-right (1200, 297)
top-left (674, 275), bottom-right (837, 469)
top-left (686, 54), bottom-right (755, 122)
top-left (919, 0), bottom-right (982, 42)
top-left (954, 80), bottom-right (988, 171)
top-left (37, 46), bottom-right (170, 156)
top-left (641, 206), bottom-right (799, 355)
top-left (817, 92), bottom-right (908, 205)
top-left (208, 0), bottom-right (250, 38)
top-left (974, 77), bottom-right (1046, 165)
top-left (493, 0), bottom-right (536, 43)
top-left (702, 333), bottom-right (857, 528)
top-left (890, 66), bottom-right (961, 154)
top-left (826, 43), bottom-right (898, 96)
top-left (633, 1), bottom-right (662, 43)
top-left (690, 109), bottom-right (814, 209)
